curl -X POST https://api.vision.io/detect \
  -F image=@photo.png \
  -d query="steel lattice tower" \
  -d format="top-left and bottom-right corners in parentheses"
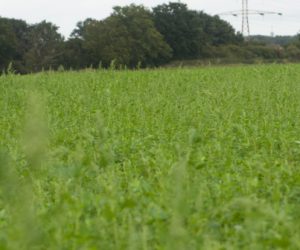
top-left (242, 0), bottom-right (250, 37)
top-left (218, 0), bottom-right (282, 39)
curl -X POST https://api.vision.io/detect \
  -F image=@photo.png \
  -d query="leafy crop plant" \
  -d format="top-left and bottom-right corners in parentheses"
top-left (0, 64), bottom-right (300, 249)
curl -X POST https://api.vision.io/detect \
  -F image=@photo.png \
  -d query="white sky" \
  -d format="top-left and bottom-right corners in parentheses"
top-left (1, 0), bottom-right (299, 38)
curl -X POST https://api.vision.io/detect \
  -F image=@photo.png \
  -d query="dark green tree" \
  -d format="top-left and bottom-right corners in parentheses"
top-left (0, 17), bottom-right (29, 73)
top-left (152, 2), bottom-right (206, 59)
top-left (71, 18), bottom-right (96, 39)
top-left (152, 2), bottom-right (241, 59)
top-left (110, 5), bottom-right (172, 67)
top-left (285, 34), bottom-right (300, 60)
top-left (60, 19), bottom-right (98, 69)
top-left (73, 5), bottom-right (172, 68)
top-left (62, 38), bottom-right (88, 70)
top-left (24, 21), bottom-right (64, 72)
top-left (202, 13), bottom-right (243, 46)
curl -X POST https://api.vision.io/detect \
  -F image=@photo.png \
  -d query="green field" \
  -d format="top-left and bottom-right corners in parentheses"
top-left (1, 65), bottom-right (300, 249)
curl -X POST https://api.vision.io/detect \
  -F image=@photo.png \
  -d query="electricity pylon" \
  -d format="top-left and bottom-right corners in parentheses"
top-left (242, 0), bottom-right (250, 37)
top-left (218, 0), bottom-right (282, 39)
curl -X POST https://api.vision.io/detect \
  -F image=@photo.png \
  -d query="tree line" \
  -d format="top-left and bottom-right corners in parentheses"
top-left (1, 2), bottom-right (300, 74)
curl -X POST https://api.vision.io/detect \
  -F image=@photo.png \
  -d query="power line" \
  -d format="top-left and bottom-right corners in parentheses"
top-left (218, 0), bottom-right (282, 38)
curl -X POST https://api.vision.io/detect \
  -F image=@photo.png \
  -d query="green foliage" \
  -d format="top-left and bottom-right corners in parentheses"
top-left (286, 45), bottom-right (300, 60)
top-left (1, 65), bottom-right (300, 249)
top-left (76, 5), bottom-right (172, 68)
top-left (251, 35), bottom-right (297, 46)
top-left (203, 15), bottom-right (243, 46)
top-left (0, 3), bottom-right (300, 73)
top-left (0, 17), bottom-right (29, 73)
top-left (0, 18), bottom-right (63, 74)
top-left (284, 34), bottom-right (300, 61)
top-left (62, 38), bottom-right (88, 70)
top-left (152, 2), bottom-right (206, 59)
top-left (152, 2), bottom-right (241, 59)
top-left (23, 21), bottom-right (64, 72)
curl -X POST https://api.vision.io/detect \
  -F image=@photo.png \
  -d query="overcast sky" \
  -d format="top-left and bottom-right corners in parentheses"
top-left (1, 0), bottom-right (299, 38)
